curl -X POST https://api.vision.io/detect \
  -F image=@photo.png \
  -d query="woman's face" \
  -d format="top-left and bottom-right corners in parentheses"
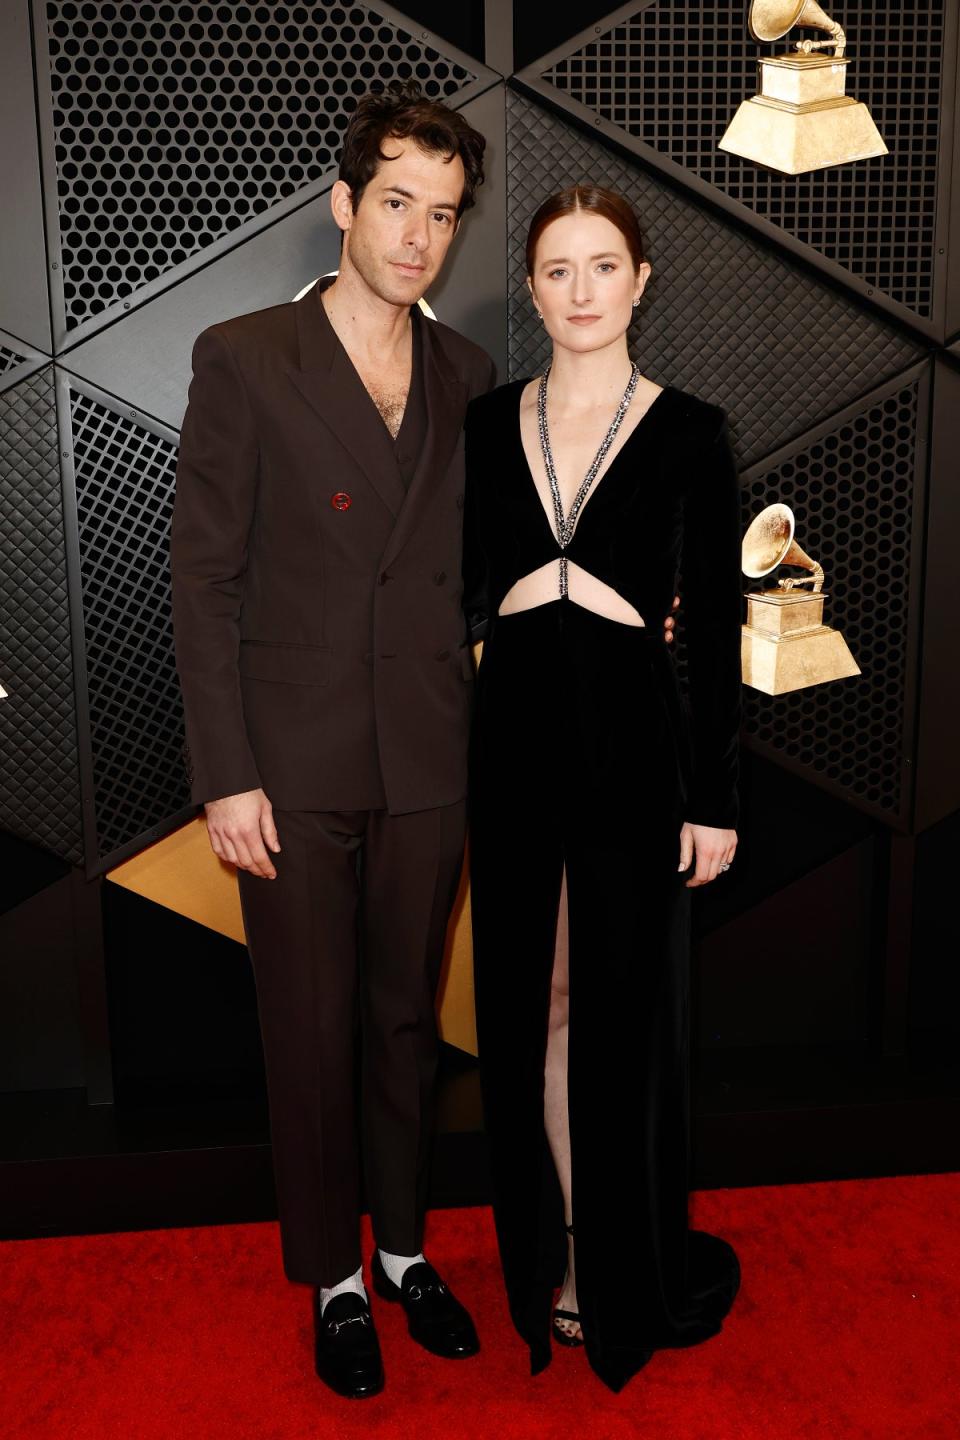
top-left (528, 211), bottom-right (651, 355)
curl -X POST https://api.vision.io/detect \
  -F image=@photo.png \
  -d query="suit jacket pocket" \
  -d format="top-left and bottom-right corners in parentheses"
top-left (238, 640), bottom-right (331, 686)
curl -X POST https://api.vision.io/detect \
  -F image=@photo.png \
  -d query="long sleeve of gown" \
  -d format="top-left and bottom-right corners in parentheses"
top-left (462, 397), bottom-right (492, 644)
top-left (679, 409), bottom-right (743, 831)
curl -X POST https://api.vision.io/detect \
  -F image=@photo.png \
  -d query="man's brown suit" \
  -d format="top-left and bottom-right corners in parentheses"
top-left (171, 277), bottom-right (494, 1283)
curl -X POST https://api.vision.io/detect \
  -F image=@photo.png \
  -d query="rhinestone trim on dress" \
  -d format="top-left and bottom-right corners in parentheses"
top-left (536, 362), bottom-right (641, 597)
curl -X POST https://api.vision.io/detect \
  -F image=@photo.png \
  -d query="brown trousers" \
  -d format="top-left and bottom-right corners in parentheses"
top-left (237, 801), bottom-right (467, 1286)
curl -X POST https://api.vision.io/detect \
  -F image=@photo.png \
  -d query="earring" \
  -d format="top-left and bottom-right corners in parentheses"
top-left (632, 298), bottom-right (640, 308)
top-left (535, 308), bottom-right (543, 320)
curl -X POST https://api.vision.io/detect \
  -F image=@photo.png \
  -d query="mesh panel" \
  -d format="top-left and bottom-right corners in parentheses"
top-left (46, 1), bottom-right (477, 330)
top-left (0, 369), bottom-right (84, 863)
top-left (0, 343), bottom-right (30, 379)
top-left (506, 90), bottom-right (923, 468)
top-left (738, 380), bottom-right (920, 819)
top-left (70, 390), bottom-right (188, 859)
top-left (542, 0), bottom-right (945, 318)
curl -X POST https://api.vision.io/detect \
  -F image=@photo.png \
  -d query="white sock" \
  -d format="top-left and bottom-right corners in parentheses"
top-left (378, 1247), bottom-right (426, 1287)
top-left (319, 1263), bottom-right (366, 1316)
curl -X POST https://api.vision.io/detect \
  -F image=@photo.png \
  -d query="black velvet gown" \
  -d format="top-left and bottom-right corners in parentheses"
top-left (462, 378), bottom-right (743, 1392)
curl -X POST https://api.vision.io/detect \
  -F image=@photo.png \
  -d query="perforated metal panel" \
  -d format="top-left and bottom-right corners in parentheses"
top-left (70, 387), bottom-right (188, 860)
top-left (45, 1), bottom-right (478, 330)
top-left (539, 0), bottom-right (946, 319)
top-left (506, 89), bottom-right (923, 468)
top-left (0, 368), bottom-right (83, 863)
top-left (737, 376), bottom-right (922, 820)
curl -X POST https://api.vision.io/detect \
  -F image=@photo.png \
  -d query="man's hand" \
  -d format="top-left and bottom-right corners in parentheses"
top-left (204, 788), bottom-right (281, 879)
top-left (663, 593), bottom-right (680, 644)
top-left (678, 821), bottom-right (737, 887)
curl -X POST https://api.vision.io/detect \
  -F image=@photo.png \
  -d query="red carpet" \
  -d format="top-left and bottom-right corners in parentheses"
top-left (2, 1173), bottom-right (958, 1439)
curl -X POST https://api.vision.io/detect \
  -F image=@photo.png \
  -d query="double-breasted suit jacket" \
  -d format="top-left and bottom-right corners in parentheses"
top-left (171, 276), bottom-right (496, 813)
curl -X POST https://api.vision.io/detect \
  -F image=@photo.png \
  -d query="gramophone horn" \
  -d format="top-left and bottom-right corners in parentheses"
top-left (748, 0), bottom-right (846, 53)
top-left (742, 503), bottom-right (825, 591)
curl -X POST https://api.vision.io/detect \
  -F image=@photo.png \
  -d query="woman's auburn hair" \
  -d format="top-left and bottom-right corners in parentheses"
top-left (339, 79), bottom-right (487, 218)
top-left (525, 185), bottom-right (648, 277)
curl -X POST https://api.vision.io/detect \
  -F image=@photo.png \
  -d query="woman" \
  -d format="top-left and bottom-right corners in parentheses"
top-left (462, 186), bottom-right (743, 1393)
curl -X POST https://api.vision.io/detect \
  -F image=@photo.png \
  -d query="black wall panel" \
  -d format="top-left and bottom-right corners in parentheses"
top-left (0, 0), bottom-right (52, 352)
top-left (0, 876), bottom-right (84, 1091)
top-left (0, 367), bottom-right (83, 864)
top-left (377, 0), bottom-right (485, 65)
top-left (738, 368), bottom-right (927, 826)
top-left (68, 381), bottom-right (189, 863)
top-left (697, 840), bottom-right (874, 1049)
top-left (513, 3), bottom-right (616, 73)
top-left (913, 358), bottom-right (960, 831)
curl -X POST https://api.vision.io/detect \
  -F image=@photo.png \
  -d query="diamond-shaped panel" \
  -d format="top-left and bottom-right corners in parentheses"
top-left (542, 0), bottom-right (945, 318)
top-left (0, 368), bottom-right (83, 863)
top-left (45, 1), bottom-right (477, 331)
top-left (506, 89), bottom-right (923, 468)
top-left (71, 390), bottom-right (188, 859)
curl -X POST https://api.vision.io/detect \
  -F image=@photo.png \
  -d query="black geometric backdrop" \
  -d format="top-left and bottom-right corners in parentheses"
top-left (1, 0), bottom-right (960, 1218)
top-left (1, 0), bottom-right (958, 879)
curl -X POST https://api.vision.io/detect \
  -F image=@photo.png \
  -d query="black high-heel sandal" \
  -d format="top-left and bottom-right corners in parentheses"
top-left (552, 1223), bottom-right (584, 1347)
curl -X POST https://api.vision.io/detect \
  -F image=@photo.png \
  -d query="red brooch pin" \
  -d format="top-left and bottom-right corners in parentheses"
top-left (331, 491), bottom-right (352, 511)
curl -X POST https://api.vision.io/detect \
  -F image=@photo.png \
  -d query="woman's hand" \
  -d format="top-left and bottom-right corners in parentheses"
top-left (678, 822), bottom-right (736, 887)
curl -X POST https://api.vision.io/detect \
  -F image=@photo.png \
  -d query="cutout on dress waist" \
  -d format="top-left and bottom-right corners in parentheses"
top-left (498, 561), bottom-right (646, 628)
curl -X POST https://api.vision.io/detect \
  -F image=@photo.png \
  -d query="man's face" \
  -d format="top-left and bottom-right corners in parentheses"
top-left (335, 136), bottom-right (465, 306)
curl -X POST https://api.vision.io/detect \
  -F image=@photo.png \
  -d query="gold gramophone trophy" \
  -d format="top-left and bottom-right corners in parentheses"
top-left (719, 2), bottom-right (887, 173)
top-left (740, 503), bottom-right (859, 694)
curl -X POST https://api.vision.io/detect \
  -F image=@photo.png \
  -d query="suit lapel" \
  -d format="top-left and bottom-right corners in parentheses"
top-left (380, 306), bottom-right (466, 569)
top-left (286, 280), bottom-right (406, 518)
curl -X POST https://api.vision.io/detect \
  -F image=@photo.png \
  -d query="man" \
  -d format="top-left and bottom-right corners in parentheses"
top-left (171, 83), bottom-right (491, 1400)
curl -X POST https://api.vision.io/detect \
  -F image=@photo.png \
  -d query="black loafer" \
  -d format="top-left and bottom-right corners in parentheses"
top-left (313, 1289), bottom-right (384, 1399)
top-left (370, 1252), bottom-right (480, 1359)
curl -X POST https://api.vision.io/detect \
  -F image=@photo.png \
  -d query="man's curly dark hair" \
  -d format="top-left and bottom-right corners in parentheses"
top-left (338, 80), bottom-right (487, 218)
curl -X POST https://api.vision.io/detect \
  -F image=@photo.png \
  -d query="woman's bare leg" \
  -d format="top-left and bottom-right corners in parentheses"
top-left (543, 867), bottom-right (580, 1340)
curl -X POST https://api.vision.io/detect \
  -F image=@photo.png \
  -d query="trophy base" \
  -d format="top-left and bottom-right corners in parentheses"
top-left (720, 55), bottom-right (887, 174)
top-left (741, 589), bottom-right (859, 693)
top-left (742, 623), bottom-right (861, 695)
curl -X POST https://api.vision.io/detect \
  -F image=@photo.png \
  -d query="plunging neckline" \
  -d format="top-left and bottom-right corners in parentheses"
top-left (514, 378), bottom-right (672, 548)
